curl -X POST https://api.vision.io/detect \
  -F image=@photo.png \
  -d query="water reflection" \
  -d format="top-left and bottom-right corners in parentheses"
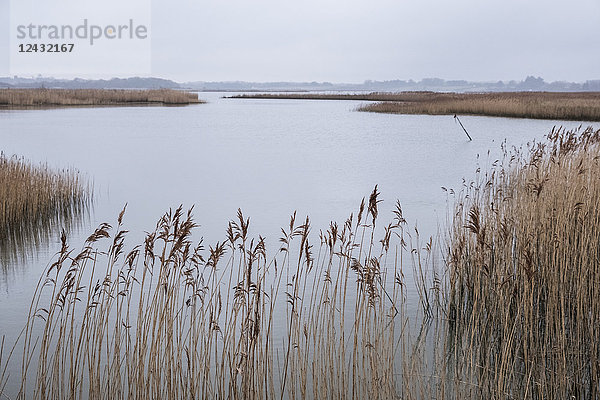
top-left (0, 199), bottom-right (92, 269)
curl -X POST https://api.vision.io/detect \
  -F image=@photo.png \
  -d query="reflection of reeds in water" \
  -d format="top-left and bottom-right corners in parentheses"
top-left (2, 127), bottom-right (599, 399)
top-left (0, 154), bottom-right (91, 267)
top-left (0, 202), bottom-right (90, 267)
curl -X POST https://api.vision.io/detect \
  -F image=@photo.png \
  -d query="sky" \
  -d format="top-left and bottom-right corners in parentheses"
top-left (3, 0), bottom-right (600, 82)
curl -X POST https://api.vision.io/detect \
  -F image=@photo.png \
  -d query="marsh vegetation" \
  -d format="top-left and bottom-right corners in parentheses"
top-left (417, 125), bottom-right (600, 398)
top-left (0, 89), bottom-right (202, 107)
top-left (0, 154), bottom-right (90, 266)
top-left (231, 92), bottom-right (600, 121)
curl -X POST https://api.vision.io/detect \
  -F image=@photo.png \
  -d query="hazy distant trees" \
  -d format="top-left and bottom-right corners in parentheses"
top-left (1, 75), bottom-right (599, 92)
top-left (518, 76), bottom-right (545, 90)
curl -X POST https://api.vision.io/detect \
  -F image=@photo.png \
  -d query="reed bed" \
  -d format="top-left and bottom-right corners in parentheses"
top-left (0, 154), bottom-right (90, 265)
top-left (231, 92), bottom-right (600, 121)
top-left (0, 89), bottom-right (202, 107)
top-left (228, 92), bottom-right (407, 101)
top-left (2, 126), bottom-right (600, 399)
top-left (431, 125), bottom-right (600, 398)
top-left (360, 92), bottom-right (600, 121)
top-left (6, 190), bottom-right (419, 399)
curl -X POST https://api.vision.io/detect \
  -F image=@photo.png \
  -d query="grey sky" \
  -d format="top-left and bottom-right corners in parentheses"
top-left (148, 0), bottom-right (599, 83)
top-left (3, 0), bottom-right (600, 82)
top-left (0, 0), bottom-right (8, 74)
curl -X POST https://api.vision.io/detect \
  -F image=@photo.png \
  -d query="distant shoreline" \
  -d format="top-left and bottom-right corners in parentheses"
top-left (229, 91), bottom-right (600, 122)
top-left (0, 88), bottom-right (204, 108)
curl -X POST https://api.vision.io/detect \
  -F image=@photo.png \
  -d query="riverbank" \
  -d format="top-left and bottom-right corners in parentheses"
top-left (230, 91), bottom-right (600, 121)
top-left (0, 88), bottom-right (203, 107)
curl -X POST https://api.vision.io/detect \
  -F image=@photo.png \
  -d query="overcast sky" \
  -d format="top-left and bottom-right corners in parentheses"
top-left (147, 0), bottom-right (600, 83)
top-left (4, 0), bottom-right (600, 82)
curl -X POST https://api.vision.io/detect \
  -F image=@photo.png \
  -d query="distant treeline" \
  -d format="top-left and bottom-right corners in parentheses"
top-left (0, 77), bottom-right (180, 90)
top-left (1, 75), bottom-right (599, 92)
top-left (196, 76), bottom-right (600, 92)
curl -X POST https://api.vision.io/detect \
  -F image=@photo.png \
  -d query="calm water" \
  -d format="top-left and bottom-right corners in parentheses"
top-left (0, 93), bottom-right (592, 394)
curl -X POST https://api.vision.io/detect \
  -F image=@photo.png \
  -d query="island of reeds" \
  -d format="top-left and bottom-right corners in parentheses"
top-left (0, 89), bottom-right (203, 108)
top-left (1, 126), bottom-right (599, 399)
top-left (230, 91), bottom-right (600, 121)
top-left (0, 154), bottom-right (90, 264)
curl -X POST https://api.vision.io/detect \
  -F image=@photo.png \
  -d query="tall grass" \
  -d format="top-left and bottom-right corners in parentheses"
top-left (230, 92), bottom-right (600, 121)
top-left (0, 154), bottom-right (90, 265)
top-left (8, 190), bottom-right (416, 399)
top-left (359, 92), bottom-right (600, 121)
top-left (2, 126), bottom-right (600, 399)
top-left (434, 125), bottom-right (600, 398)
top-left (0, 89), bottom-right (202, 107)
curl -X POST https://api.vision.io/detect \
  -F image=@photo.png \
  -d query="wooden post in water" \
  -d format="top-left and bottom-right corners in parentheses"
top-left (454, 114), bottom-right (472, 141)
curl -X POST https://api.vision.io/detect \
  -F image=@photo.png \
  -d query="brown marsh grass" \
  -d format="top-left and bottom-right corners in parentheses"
top-left (231, 92), bottom-right (600, 121)
top-left (228, 92), bottom-right (407, 101)
top-left (0, 89), bottom-right (203, 107)
top-left (360, 92), bottom-right (600, 121)
top-left (425, 125), bottom-right (600, 398)
top-left (2, 126), bottom-right (600, 399)
top-left (6, 191), bottom-right (415, 399)
top-left (0, 154), bottom-right (90, 265)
